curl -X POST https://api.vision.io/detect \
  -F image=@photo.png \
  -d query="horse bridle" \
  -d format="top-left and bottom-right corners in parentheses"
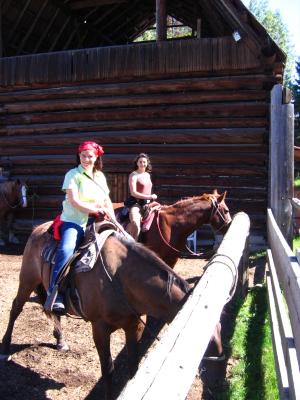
top-left (155, 196), bottom-right (230, 257)
top-left (209, 197), bottom-right (231, 234)
top-left (0, 184), bottom-right (27, 209)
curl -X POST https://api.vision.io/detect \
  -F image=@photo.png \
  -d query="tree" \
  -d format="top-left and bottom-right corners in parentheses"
top-left (246, 0), bottom-right (295, 86)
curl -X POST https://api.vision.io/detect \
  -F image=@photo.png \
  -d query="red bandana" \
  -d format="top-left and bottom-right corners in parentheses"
top-left (78, 141), bottom-right (104, 157)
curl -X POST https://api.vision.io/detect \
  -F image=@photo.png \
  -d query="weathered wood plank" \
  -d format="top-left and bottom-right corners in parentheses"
top-left (267, 249), bottom-right (300, 400)
top-left (118, 212), bottom-right (250, 400)
top-left (0, 75), bottom-right (277, 102)
top-left (0, 117), bottom-right (268, 135)
top-left (1, 90), bottom-right (268, 114)
top-left (267, 208), bottom-right (300, 366)
top-left (1, 102), bottom-right (268, 125)
top-left (0, 128), bottom-right (266, 144)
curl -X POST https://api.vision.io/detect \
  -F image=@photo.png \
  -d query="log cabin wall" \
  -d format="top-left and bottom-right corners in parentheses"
top-left (0, 38), bottom-right (279, 241)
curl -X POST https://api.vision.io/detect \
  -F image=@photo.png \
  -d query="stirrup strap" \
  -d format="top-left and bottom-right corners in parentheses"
top-left (44, 284), bottom-right (58, 312)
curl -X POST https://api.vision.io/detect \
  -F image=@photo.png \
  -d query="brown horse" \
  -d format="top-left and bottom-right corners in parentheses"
top-left (115, 191), bottom-right (232, 267)
top-left (0, 221), bottom-right (191, 399)
top-left (0, 179), bottom-right (28, 246)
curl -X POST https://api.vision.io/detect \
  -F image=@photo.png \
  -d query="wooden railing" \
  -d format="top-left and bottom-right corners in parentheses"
top-left (118, 212), bottom-right (250, 399)
top-left (267, 208), bottom-right (300, 400)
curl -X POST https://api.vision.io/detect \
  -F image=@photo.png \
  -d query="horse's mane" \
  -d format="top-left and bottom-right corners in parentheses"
top-left (117, 234), bottom-right (190, 295)
top-left (161, 193), bottom-right (214, 211)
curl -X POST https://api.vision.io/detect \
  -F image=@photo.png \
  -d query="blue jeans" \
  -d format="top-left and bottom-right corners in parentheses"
top-left (48, 222), bottom-right (84, 293)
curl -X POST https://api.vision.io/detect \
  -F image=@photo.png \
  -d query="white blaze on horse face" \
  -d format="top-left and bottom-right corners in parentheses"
top-left (21, 185), bottom-right (27, 208)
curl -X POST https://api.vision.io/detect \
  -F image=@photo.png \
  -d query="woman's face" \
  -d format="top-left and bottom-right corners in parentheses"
top-left (79, 150), bottom-right (97, 170)
top-left (137, 157), bottom-right (148, 170)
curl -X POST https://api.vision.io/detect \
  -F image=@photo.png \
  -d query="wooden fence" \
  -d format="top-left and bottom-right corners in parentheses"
top-left (118, 211), bottom-right (250, 399)
top-left (267, 208), bottom-right (300, 400)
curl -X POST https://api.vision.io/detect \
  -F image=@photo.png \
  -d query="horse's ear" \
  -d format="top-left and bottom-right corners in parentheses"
top-left (212, 189), bottom-right (219, 196)
top-left (217, 191), bottom-right (227, 203)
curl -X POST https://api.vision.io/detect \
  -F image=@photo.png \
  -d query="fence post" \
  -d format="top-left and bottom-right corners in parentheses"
top-left (269, 84), bottom-right (294, 246)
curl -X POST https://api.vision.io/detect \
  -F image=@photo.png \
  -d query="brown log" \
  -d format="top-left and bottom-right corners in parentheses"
top-left (0, 117), bottom-right (268, 136)
top-left (0, 128), bottom-right (267, 147)
top-left (1, 90), bottom-right (268, 114)
top-left (0, 75), bottom-right (277, 103)
top-left (6, 151), bottom-right (267, 166)
top-left (1, 102), bottom-right (268, 125)
top-left (10, 163), bottom-right (267, 176)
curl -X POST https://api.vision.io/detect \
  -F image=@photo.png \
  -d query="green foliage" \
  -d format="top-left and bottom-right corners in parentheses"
top-left (247, 0), bottom-right (295, 86)
top-left (295, 174), bottom-right (300, 187)
top-left (226, 286), bottom-right (279, 399)
top-left (293, 235), bottom-right (300, 253)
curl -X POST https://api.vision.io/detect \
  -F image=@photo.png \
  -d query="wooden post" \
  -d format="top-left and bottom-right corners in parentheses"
top-left (269, 84), bottom-right (294, 246)
top-left (196, 18), bottom-right (201, 38)
top-left (118, 212), bottom-right (250, 400)
top-left (0, 1), bottom-right (2, 57)
top-left (156, 0), bottom-right (166, 41)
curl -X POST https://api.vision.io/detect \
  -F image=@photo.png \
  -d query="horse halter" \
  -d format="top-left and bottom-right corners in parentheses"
top-left (209, 197), bottom-right (231, 233)
top-left (0, 183), bottom-right (27, 208)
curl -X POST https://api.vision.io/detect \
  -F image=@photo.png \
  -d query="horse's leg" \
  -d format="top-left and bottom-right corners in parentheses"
top-left (0, 283), bottom-right (35, 359)
top-left (0, 221), bottom-right (6, 246)
top-left (7, 213), bottom-right (19, 244)
top-left (91, 320), bottom-right (114, 400)
top-left (204, 322), bottom-right (224, 361)
top-left (52, 315), bottom-right (69, 351)
top-left (124, 317), bottom-right (146, 378)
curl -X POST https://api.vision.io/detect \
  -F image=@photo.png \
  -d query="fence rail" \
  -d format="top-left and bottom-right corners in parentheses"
top-left (118, 212), bottom-right (250, 400)
top-left (267, 208), bottom-right (300, 400)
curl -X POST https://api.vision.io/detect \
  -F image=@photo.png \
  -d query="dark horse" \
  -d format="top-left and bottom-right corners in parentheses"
top-left (0, 221), bottom-right (191, 399)
top-left (0, 179), bottom-right (28, 246)
top-left (115, 190), bottom-right (232, 267)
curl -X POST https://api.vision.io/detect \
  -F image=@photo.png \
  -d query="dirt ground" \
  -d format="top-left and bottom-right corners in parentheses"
top-left (0, 242), bottom-right (260, 400)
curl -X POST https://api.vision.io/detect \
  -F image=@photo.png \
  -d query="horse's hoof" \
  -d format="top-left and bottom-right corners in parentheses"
top-left (202, 353), bottom-right (226, 362)
top-left (57, 343), bottom-right (69, 351)
top-left (0, 353), bottom-right (12, 361)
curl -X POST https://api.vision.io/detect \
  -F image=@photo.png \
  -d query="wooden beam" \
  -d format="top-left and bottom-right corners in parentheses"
top-left (196, 18), bottom-right (201, 38)
top-left (0, 1), bottom-right (2, 57)
top-left (269, 84), bottom-right (294, 245)
top-left (118, 212), bottom-right (250, 400)
top-left (156, 0), bottom-right (166, 41)
top-left (69, 0), bottom-right (126, 10)
top-left (17, 0), bottom-right (49, 55)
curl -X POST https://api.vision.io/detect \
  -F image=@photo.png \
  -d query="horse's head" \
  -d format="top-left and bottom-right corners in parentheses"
top-left (209, 190), bottom-right (232, 234)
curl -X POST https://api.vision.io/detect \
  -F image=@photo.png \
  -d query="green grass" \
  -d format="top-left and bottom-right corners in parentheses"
top-left (295, 176), bottom-right (300, 188)
top-left (293, 235), bottom-right (300, 253)
top-left (224, 286), bottom-right (279, 400)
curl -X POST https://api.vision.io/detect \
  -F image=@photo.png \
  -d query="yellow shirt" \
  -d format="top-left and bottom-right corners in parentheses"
top-left (61, 165), bottom-right (109, 227)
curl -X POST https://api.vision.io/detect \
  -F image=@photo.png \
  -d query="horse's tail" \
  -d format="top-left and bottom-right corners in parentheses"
top-left (34, 284), bottom-right (47, 304)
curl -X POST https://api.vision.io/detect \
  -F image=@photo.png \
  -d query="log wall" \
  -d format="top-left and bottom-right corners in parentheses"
top-left (0, 39), bottom-right (279, 240)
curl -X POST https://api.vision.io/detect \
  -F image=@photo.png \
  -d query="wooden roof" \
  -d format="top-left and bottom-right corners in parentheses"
top-left (1, 0), bottom-right (285, 65)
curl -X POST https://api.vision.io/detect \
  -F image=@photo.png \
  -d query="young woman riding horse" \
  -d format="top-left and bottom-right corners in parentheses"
top-left (45, 141), bottom-right (115, 314)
